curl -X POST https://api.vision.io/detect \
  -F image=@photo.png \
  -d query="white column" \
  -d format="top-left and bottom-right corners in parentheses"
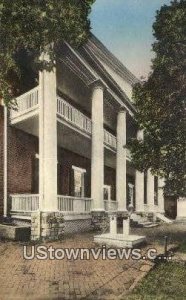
top-left (147, 170), bottom-right (155, 212)
top-left (135, 130), bottom-right (144, 212)
top-left (91, 81), bottom-right (104, 211)
top-left (3, 105), bottom-right (8, 217)
top-left (158, 177), bottom-right (165, 213)
top-left (39, 54), bottom-right (58, 212)
top-left (123, 217), bottom-right (130, 236)
top-left (116, 107), bottom-right (127, 211)
top-left (110, 215), bottom-right (117, 235)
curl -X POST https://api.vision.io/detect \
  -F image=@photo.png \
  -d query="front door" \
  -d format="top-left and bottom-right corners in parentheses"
top-left (103, 185), bottom-right (111, 201)
top-left (72, 166), bottom-right (86, 197)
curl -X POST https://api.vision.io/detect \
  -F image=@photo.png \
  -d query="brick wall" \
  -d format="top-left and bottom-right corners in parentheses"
top-left (0, 106), bottom-right (39, 216)
top-left (7, 126), bottom-right (38, 195)
top-left (58, 147), bottom-right (116, 199)
top-left (0, 106), bottom-right (117, 216)
top-left (58, 148), bottom-right (91, 197)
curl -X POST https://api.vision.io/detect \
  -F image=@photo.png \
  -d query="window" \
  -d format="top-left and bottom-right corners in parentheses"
top-left (72, 166), bottom-right (86, 198)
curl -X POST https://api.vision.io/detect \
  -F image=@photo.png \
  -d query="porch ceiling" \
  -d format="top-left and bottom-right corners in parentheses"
top-left (12, 115), bottom-right (39, 137)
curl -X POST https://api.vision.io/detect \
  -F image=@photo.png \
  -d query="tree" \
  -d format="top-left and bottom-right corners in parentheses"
top-left (0, 0), bottom-right (95, 106)
top-left (128, 0), bottom-right (186, 198)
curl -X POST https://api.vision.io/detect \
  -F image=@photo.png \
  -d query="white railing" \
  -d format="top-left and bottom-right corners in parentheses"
top-left (58, 195), bottom-right (92, 213)
top-left (57, 96), bottom-right (117, 151)
top-left (104, 130), bottom-right (117, 149)
top-left (10, 194), bottom-right (39, 212)
top-left (10, 86), bottom-right (39, 120)
top-left (57, 97), bottom-right (92, 134)
top-left (104, 200), bottom-right (118, 211)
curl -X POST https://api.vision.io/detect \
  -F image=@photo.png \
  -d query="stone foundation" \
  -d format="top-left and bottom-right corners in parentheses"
top-left (91, 211), bottom-right (109, 231)
top-left (31, 212), bottom-right (65, 241)
top-left (31, 212), bottom-right (93, 240)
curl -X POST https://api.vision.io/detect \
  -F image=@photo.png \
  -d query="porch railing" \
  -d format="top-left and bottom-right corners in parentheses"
top-left (10, 194), bottom-right (39, 212)
top-left (10, 86), bottom-right (39, 120)
top-left (104, 200), bottom-right (118, 211)
top-left (58, 195), bottom-right (92, 213)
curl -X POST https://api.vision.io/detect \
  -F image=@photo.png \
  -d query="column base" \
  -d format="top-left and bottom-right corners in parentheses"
top-left (91, 210), bottom-right (108, 231)
top-left (31, 212), bottom-right (65, 241)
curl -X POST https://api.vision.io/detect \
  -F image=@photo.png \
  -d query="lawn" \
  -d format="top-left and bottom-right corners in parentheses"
top-left (126, 262), bottom-right (186, 300)
top-left (179, 240), bottom-right (186, 253)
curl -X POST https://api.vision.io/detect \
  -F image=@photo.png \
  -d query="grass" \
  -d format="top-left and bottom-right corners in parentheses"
top-left (126, 262), bottom-right (186, 300)
top-left (179, 240), bottom-right (186, 253)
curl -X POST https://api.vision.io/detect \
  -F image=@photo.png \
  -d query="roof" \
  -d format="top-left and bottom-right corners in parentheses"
top-left (83, 34), bottom-right (139, 86)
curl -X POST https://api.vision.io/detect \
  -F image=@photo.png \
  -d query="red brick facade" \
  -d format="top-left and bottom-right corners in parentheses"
top-left (58, 148), bottom-right (116, 200)
top-left (7, 125), bottom-right (38, 196)
top-left (0, 106), bottom-right (117, 215)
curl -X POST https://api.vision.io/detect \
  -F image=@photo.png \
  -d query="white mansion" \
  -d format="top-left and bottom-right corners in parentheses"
top-left (1, 35), bottom-right (173, 238)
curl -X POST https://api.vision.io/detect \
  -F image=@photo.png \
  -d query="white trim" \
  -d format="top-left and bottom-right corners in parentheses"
top-left (35, 153), bottom-right (58, 164)
top-left (3, 106), bottom-right (8, 217)
top-left (72, 165), bottom-right (86, 173)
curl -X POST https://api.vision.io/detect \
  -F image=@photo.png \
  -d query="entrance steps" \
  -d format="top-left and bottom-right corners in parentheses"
top-left (130, 213), bottom-right (159, 228)
top-left (156, 213), bottom-right (173, 224)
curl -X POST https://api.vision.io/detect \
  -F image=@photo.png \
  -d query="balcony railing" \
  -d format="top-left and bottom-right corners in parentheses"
top-left (10, 89), bottom-right (126, 153)
top-left (58, 195), bottom-right (92, 213)
top-left (10, 87), bottom-right (39, 120)
top-left (104, 200), bottom-right (118, 211)
top-left (104, 130), bottom-right (117, 149)
top-left (57, 97), bottom-right (92, 134)
top-left (57, 96), bottom-right (117, 150)
top-left (10, 194), bottom-right (39, 212)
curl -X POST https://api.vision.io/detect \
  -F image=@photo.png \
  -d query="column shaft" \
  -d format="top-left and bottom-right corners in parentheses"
top-left (135, 130), bottom-right (144, 212)
top-left (91, 84), bottom-right (104, 211)
top-left (135, 171), bottom-right (144, 212)
top-left (158, 178), bottom-right (165, 213)
top-left (39, 57), bottom-right (57, 212)
top-left (116, 108), bottom-right (127, 211)
top-left (147, 170), bottom-right (155, 212)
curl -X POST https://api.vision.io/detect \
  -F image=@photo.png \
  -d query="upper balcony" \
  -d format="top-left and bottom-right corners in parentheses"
top-left (10, 87), bottom-right (131, 159)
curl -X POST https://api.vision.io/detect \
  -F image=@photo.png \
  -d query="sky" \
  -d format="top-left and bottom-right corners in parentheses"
top-left (90, 0), bottom-right (171, 79)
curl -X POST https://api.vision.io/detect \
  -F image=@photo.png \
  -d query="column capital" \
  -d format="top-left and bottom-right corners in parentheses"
top-left (90, 79), bottom-right (105, 91)
top-left (118, 106), bottom-right (127, 114)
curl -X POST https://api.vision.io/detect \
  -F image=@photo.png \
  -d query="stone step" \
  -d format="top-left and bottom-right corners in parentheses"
top-left (156, 213), bottom-right (173, 224)
top-left (143, 223), bottom-right (159, 228)
top-left (137, 221), bottom-right (159, 228)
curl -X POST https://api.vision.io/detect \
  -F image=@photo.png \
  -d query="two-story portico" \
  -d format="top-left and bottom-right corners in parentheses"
top-left (1, 35), bottom-right (165, 236)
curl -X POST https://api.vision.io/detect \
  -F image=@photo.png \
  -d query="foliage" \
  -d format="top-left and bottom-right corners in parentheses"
top-left (0, 0), bottom-right (95, 106)
top-left (128, 0), bottom-right (186, 197)
top-left (127, 262), bottom-right (186, 300)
